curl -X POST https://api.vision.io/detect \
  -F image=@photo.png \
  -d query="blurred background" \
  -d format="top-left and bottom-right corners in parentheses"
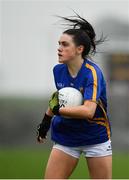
top-left (0, 0), bottom-right (129, 179)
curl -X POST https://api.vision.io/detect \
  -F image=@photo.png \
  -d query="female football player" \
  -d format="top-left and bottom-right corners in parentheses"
top-left (37, 13), bottom-right (112, 179)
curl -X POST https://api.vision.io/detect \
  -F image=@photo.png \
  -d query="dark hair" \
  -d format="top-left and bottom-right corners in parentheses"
top-left (58, 13), bottom-right (105, 58)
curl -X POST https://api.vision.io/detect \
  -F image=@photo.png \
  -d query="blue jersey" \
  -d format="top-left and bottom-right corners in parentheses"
top-left (51, 59), bottom-right (111, 147)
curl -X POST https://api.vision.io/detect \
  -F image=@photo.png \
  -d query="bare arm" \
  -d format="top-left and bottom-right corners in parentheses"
top-left (59, 100), bottom-right (97, 119)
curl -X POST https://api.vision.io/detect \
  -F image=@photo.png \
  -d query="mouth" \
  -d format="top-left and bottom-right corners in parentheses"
top-left (58, 53), bottom-right (63, 57)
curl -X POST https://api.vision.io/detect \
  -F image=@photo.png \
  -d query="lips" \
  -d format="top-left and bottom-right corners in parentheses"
top-left (58, 53), bottom-right (62, 57)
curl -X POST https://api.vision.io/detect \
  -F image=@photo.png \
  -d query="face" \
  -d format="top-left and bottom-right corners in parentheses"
top-left (58, 33), bottom-right (83, 63)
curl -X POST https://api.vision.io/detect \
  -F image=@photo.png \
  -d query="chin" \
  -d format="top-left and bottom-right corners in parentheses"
top-left (58, 58), bottom-right (67, 64)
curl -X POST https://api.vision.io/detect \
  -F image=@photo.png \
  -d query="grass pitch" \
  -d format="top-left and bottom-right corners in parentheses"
top-left (0, 149), bottom-right (129, 179)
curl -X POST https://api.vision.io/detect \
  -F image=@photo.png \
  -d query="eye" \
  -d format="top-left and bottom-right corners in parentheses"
top-left (58, 41), bottom-right (69, 47)
top-left (62, 42), bottom-right (69, 47)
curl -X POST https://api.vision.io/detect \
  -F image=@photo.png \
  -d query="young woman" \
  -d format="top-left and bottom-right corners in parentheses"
top-left (37, 13), bottom-right (112, 179)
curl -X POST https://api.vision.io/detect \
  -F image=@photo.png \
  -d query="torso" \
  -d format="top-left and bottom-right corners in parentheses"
top-left (51, 59), bottom-right (111, 147)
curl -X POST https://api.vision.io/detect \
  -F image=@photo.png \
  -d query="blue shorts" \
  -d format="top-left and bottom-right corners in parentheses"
top-left (53, 140), bottom-right (112, 159)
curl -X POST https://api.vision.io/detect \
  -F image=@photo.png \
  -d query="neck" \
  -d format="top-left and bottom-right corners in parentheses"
top-left (67, 57), bottom-right (84, 77)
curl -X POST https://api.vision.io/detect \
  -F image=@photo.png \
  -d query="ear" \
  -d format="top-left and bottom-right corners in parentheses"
top-left (77, 45), bottom-right (84, 55)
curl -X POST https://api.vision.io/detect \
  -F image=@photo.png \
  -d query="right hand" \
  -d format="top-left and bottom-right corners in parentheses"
top-left (36, 113), bottom-right (52, 143)
top-left (37, 123), bottom-right (47, 143)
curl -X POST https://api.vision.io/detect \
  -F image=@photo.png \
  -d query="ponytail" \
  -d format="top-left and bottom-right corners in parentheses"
top-left (57, 12), bottom-right (105, 57)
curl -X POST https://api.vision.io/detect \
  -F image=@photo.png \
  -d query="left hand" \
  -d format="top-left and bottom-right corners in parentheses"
top-left (49, 91), bottom-right (60, 115)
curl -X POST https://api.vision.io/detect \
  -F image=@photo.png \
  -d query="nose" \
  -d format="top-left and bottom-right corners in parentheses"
top-left (58, 45), bottom-right (63, 52)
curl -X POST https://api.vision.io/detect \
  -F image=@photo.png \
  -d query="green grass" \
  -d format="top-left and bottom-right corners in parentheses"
top-left (0, 149), bottom-right (129, 179)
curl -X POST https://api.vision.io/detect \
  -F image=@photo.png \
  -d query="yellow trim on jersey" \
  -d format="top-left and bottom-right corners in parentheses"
top-left (86, 63), bottom-right (97, 101)
top-left (87, 118), bottom-right (111, 139)
top-left (95, 100), bottom-right (111, 139)
top-left (93, 117), bottom-right (106, 121)
top-left (94, 120), bottom-right (110, 139)
top-left (85, 63), bottom-right (111, 139)
top-left (97, 121), bottom-right (111, 139)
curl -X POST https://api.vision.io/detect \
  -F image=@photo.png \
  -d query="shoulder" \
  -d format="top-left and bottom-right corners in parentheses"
top-left (84, 59), bottom-right (103, 78)
top-left (53, 63), bottom-right (66, 73)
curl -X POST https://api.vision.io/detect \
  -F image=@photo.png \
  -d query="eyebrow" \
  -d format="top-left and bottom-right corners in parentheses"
top-left (58, 41), bottom-right (68, 44)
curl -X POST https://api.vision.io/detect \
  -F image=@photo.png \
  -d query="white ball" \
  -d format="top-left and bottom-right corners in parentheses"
top-left (58, 87), bottom-right (83, 107)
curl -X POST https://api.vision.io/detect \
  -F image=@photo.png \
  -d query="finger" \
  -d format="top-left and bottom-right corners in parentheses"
top-left (37, 136), bottom-right (43, 143)
top-left (37, 136), bottom-right (45, 143)
top-left (52, 92), bottom-right (56, 99)
top-left (39, 136), bottom-right (44, 142)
